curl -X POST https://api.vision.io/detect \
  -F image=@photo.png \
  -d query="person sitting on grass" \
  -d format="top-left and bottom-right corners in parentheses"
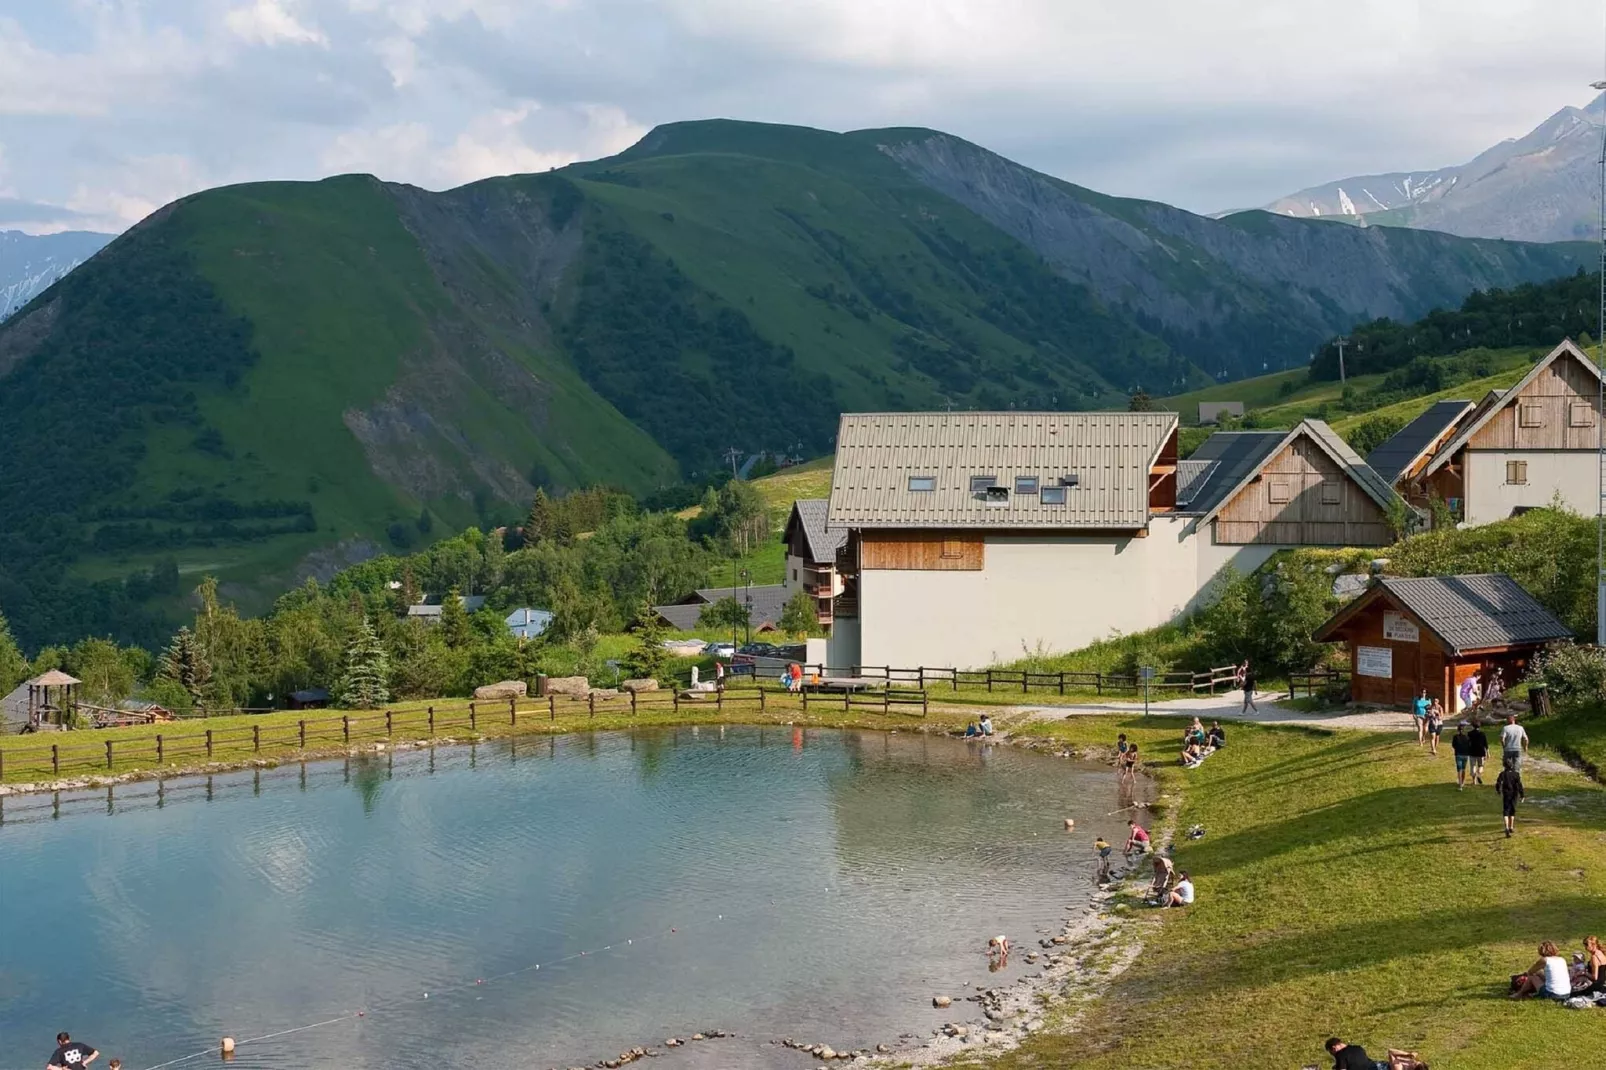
top-left (1324, 1038), bottom-right (1428, 1070)
top-left (1207, 721), bottom-right (1226, 749)
top-left (1181, 738), bottom-right (1205, 767)
top-left (1166, 870), bottom-right (1194, 907)
top-left (979, 713), bottom-right (995, 736)
top-left (1583, 935), bottom-right (1606, 995)
top-left (1511, 940), bottom-right (1572, 1000)
top-left (964, 721), bottom-right (980, 738)
top-left (1124, 819), bottom-right (1151, 856)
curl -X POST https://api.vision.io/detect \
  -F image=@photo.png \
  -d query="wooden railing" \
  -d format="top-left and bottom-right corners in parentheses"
top-left (789, 663), bottom-right (1240, 697)
top-left (1288, 669), bottom-right (1351, 700)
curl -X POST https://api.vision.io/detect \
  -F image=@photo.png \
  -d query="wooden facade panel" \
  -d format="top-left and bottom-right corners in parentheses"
top-left (1468, 352), bottom-right (1602, 451)
top-left (860, 530), bottom-right (984, 570)
top-left (1214, 439), bottom-right (1392, 546)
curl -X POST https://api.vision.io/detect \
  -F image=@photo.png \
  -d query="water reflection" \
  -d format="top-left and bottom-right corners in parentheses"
top-left (0, 729), bottom-right (1144, 1070)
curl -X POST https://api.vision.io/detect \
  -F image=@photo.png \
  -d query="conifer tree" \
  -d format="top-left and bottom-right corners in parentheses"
top-left (440, 585), bottom-right (472, 649)
top-left (336, 617), bottom-right (391, 709)
top-left (400, 563), bottom-right (422, 608)
top-left (525, 488), bottom-right (553, 545)
top-left (625, 601), bottom-right (669, 681)
top-left (159, 626), bottom-right (213, 707)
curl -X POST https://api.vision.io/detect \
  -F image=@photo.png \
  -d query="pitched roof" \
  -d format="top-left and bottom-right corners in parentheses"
top-left (1313, 573), bottom-right (1572, 655)
top-left (654, 584), bottom-right (791, 632)
top-left (1424, 339), bottom-right (1606, 476)
top-left (1365, 400), bottom-right (1475, 484)
top-left (827, 411), bottom-right (1178, 531)
top-left (1173, 431), bottom-right (1284, 514)
top-left (784, 499), bottom-right (848, 563)
top-left (1193, 419), bottom-right (1399, 523)
top-left (30, 669), bottom-right (81, 687)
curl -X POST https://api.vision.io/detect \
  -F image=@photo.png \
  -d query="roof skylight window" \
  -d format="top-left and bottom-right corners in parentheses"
top-left (970, 475), bottom-right (998, 494)
top-left (1015, 476), bottom-right (1039, 494)
top-left (908, 475), bottom-right (936, 492)
top-left (1040, 486), bottom-right (1067, 505)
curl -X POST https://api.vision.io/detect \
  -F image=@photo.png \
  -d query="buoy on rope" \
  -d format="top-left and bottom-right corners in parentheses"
top-left (220, 1037), bottom-right (236, 1055)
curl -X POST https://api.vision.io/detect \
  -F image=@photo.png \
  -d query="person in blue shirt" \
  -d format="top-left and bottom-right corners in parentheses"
top-left (1412, 689), bottom-right (1430, 746)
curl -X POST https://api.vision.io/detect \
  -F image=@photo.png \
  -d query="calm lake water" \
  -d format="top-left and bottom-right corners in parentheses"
top-left (0, 727), bottom-right (1141, 1070)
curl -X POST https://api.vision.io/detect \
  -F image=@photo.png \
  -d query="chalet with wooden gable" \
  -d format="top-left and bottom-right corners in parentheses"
top-left (1313, 574), bottom-right (1571, 710)
top-left (781, 499), bottom-right (849, 627)
top-left (822, 411), bottom-right (1400, 670)
top-left (1368, 340), bottom-right (1605, 525)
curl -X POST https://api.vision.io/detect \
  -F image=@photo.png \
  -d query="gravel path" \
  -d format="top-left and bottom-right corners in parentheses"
top-left (1001, 689), bottom-right (1414, 732)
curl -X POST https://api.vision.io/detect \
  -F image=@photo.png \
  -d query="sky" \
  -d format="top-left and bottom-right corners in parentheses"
top-left (5, 0), bottom-right (1606, 235)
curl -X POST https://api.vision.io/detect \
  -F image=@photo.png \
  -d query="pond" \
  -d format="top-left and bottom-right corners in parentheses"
top-left (0, 727), bottom-right (1144, 1069)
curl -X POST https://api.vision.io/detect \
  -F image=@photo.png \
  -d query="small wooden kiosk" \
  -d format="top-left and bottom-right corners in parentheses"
top-left (1312, 574), bottom-right (1571, 710)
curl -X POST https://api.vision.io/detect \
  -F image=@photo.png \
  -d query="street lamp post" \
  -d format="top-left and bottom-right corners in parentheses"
top-left (1593, 79), bottom-right (1606, 644)
top-left (741, 568), bottom-right (753, 646)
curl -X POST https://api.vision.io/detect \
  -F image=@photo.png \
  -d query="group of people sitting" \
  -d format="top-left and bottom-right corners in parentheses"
top-left (1179, 717), bottom-right (1225, 767)
top-left (1117, 819), bottom-right (1195, 907)
top-left (962, 713), bottom-right (995, 738)
top-left (1511, 935), bottom-right (1606, 1004)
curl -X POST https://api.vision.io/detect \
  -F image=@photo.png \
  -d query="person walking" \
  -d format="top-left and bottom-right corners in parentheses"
top-left (1240, 660), bottom-right (1258, 713)
top-left (1467, 718), bottom-right (1489, 785)
top-left (1496, 759), bottom-right (1525, 838)
top-left (1450, 721), bottom-right (1472, 789)
top-left (1425, 699), bottom-right (1444, 757)
top-left (1412, 688), bottom-right (1430, 745)
top-left (1499, 712), bottom-right (1528, 772)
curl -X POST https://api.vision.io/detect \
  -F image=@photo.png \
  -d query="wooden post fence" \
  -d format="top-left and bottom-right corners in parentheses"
top-left (156, 734), bottom-right (164, 764)
top-left (206, 729), bottom-right (214, 757)
top-left (470, 703), bottom-right (477, 731)
top-left (299, 720), bottom-right (306, 748)
top-left (253, 725), bottom-right (261, 752)
top-left (106, 739), bottom-right (113, 769)
top-left (428, 706), bottom-right (435, 736)
top-left (52, 744), bottom-right (59, 775)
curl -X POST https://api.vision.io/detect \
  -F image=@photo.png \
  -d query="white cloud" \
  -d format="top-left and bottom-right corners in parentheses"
top-left (224, 0), bottom-right (329, 48)
top-left (4, 0), bottom-right (1606, 232)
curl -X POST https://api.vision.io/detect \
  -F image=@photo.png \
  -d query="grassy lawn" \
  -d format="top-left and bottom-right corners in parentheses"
top-left (1529, 709), bottom-right (1606, 779)
top-left (958, 717), bottom-right (1606, 1070)
top-left (0, 692), bottom-right (969, 786)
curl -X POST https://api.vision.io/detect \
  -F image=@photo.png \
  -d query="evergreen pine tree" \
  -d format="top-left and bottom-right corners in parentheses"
top-left (159, 626), bottom-right (213, 707)
top-left (524, 489), bottom-right (553, 545)
top-left (625, 601), bottom-right (669, 681)
top-left (0, 608), bottom-right (27, 693)
top-left (336, 617), bottom-right (391, 709)
top-left (483, 529), bottom-right (506, 590)
top-left (440, 586), bottom-right (472, 649)
top-left (401, 564), bottom-right (422, 608)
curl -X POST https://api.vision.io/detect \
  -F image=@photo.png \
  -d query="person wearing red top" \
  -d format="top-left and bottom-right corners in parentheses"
top-left (1124, 819), bottom-right (1151, 856)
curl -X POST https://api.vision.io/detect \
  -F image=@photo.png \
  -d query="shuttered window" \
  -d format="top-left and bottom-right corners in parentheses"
top-left (1518, 404), bottom-right (1543, 428)
top-left (1570, 402), bottom-right (1595, 427)
top-left (1506, 460), bottom-right (1528, 485)
top-left (1320, 481), bottom-right (1342, 504)
top-left (1267, 480), bottom-right (1292, 504)
top-left (941, 537), bottom-right (965, 559)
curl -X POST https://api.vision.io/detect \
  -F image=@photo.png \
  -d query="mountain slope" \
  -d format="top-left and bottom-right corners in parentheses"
top-left (0, 229), bottom-right (112, 319)
top-left (0, 119), bottom-right (1594, 649)
top-left (1258, 96), bottom-right (1604, 242)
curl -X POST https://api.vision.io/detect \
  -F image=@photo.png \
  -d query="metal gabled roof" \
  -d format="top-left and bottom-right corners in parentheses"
top-left (1193, 419), bottom-right (1399, 523)
top-left (784, 499), bottom-right (848, 563)
top-left (1174, 431), bottom-right (1285, 515)
top-left (1424, 339), bottom-right (1606, 476)
top-left (826, 411), bottom-right (1178, 531)
top-left (1365, 399), bottom-right (1475, 484)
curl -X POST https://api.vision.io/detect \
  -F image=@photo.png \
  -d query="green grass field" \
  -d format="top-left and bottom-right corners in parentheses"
top-left (959, 717), bottom-right (1606, 1070)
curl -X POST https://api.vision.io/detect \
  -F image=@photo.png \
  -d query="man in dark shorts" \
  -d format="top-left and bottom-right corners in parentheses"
top-left (1450, 722), bottom-right (1471, 789)
top-left (48, 1032), bottom-right (99, 1070)
top-left (1324, 1037), bottom-right (1423, 1069)
top-left (1466, 719), bottom-right (1489, 785)
top-left (1496, 760), bottom-right (1525, 837)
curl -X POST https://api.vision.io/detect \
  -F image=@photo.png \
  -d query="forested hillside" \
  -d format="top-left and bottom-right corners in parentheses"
top-left (0, 119), bottom-right (1593, 650)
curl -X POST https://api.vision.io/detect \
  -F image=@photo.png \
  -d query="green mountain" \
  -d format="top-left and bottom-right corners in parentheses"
top-left (0, 119), bottom-right (1594, 650)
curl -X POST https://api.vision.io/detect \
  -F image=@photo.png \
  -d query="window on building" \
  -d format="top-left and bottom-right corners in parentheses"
top-left (1320, 481), bottom-right (1341, 505)
top-left (908, 475), bottom-right (936, 492)
top-left (1267, 480), bottom-right (1292, 504)
top-left (941, 537), bottom-right (964, 559)
top-left (1570, 402), bottom-right (1595, 427)
top-left (1015, 476), bottom-right (1039, 494)
top-left (793, 569), bottom-right (798, 582)
top-left (984, 485), bottom-right (1010, 506)
top-left (1518, 403), bottom-right (1543, 428)
top-left (1506, 460), bottom-right (1528, 485)
top-left (970, 475), bottom-right (997, 494)
top-left (1060, 473), bottom-right (1080, 488)
top-left (1039, 486), bottom-right (1067, 505)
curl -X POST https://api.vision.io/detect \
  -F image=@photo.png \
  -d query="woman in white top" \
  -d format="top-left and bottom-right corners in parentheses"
top-left (1512, 940), bottom-right (1571, 999)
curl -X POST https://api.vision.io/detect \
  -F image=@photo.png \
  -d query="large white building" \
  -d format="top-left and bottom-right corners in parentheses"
top-left (819, 410), bottom-right (1399, 670)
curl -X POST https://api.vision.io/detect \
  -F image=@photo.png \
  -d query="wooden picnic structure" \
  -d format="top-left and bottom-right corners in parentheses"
top-left (22, 670), bottom-right (81, 731)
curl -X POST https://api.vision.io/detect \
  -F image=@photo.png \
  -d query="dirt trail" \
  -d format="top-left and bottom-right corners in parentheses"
top-left (1000, 690), bottom-right (1413, 732)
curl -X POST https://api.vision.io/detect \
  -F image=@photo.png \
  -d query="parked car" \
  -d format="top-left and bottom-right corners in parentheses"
top-left (738, 642), bottom-right (781, 657)
top-left (707, 642), bottom-right (737, 659)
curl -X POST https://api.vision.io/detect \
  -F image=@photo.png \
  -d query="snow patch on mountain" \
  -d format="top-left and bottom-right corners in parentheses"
top-left (0, 230), bottom-right (114, 320)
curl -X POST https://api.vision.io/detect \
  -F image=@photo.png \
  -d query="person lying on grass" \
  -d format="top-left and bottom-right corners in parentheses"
top-left (1323, 1037), bottom-right (1428, 1070)
top-left (1511, 940), bottom-right (1572, 1000)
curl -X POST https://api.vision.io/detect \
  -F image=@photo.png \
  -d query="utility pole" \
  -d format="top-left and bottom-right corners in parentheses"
top-left (1335, 336), bottom-right (1349, 385)
top-left (723, 446), bottom-right (742, 477)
